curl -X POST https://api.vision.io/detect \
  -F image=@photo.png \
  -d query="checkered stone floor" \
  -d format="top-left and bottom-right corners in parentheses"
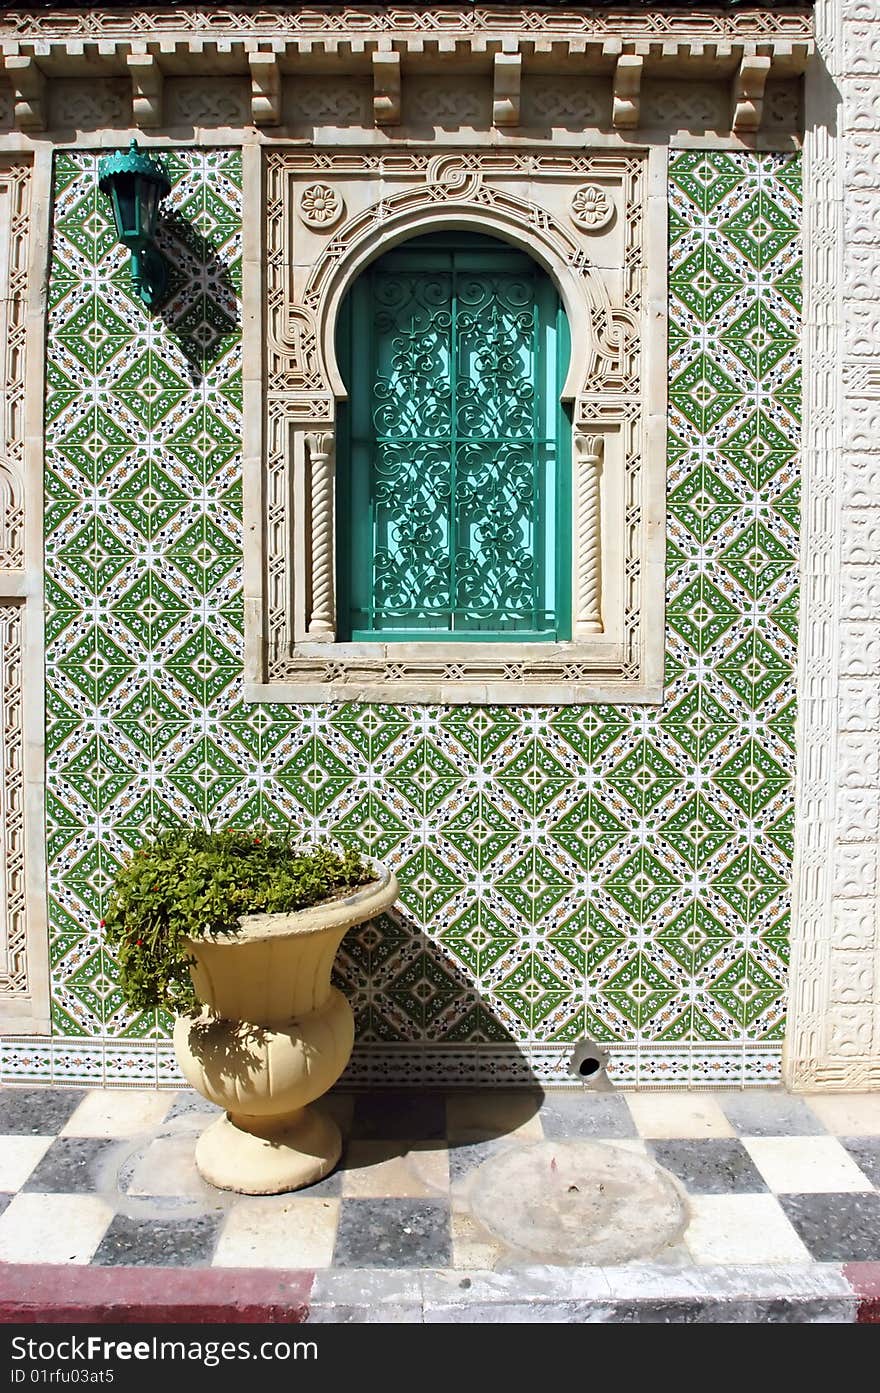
top-left (0, 1086), bottom-right (878, 1272)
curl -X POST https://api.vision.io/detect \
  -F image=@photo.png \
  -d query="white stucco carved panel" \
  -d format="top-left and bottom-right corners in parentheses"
top-left (0, 157), bottom-right (49, 1032)
top-left (786, 0), bottom-right (880, 1091)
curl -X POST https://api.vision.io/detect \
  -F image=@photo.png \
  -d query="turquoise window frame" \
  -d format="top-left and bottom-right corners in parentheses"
top-left (335, 232), bottom-right (571, 643)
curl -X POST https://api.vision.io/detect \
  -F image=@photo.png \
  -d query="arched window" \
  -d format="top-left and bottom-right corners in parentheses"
top-left (335, 233), bottom-right (571, 641)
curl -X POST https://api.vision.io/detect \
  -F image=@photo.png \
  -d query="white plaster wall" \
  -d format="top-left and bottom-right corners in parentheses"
top-left (787, 0), bottom-right (880, 1090)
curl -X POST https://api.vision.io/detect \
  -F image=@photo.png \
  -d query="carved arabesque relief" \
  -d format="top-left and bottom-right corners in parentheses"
top-left (254, 146), bottom-right (663, 702)
top-left (0, 606), bottom-right (25, 996)
top-left (0, 158), bottom-right (43, 1030)
top-left (47, 78), bottom-right (131, 130)
top-left (0, 163), bottom-right (28, 571)
top-left (786, 0), bottom-right (880, 1092)
top-left (165, 76), bottom-right (250, 127)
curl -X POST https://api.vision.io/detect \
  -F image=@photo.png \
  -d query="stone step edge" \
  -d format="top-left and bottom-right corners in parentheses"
top-left (0, 1265), bottom-right (315, 1324)
top-left (0, 1263), bottom-right (877, 1324)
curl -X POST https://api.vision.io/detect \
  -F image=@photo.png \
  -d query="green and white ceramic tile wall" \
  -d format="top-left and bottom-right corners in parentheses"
top-left (4, 146), bottom-right (801, 1088)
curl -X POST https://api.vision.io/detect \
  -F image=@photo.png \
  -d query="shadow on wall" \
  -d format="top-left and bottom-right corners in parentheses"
top-left (334, 907), bottom-right (611, 1091)
top-left (154, 211), bottom-right (240, 381)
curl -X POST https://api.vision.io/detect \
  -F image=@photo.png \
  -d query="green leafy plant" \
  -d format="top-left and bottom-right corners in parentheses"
top-left (103, 826), bottom-right (373, 1016)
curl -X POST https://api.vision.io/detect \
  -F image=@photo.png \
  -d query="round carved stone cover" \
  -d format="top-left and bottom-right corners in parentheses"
top-left (299, 184), bottom-right (345, 230)
top-left (570, 184), bottom-right (614, 232)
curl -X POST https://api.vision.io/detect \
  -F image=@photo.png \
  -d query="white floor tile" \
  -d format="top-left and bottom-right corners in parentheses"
top-left (805, 1094), bottom-right (880, 1137)
top-left (684, 1194), bottom-right (811, 1264)
top-left (61, 1088), bottom-right (171, 1138)
top-left (0, 1193), bottom-right (114, 1264)
top-left (743, 1136), bottom-right (875, 1193)
top-left (624, 1094), bottom-right (735, 1139)
top-left (0, 1135), bottom-right (54, 1190)
top-left (213, 1196), bottom-right (339, 1269)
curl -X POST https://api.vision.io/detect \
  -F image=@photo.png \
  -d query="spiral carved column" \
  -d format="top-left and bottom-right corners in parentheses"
top-left (305, 430), bottom-right (336, 639)
top-left (575, 432), bottom-right (604, 634)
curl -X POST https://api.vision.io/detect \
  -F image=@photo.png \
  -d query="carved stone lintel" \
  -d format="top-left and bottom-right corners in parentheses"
top-left (732, 53), bottom-right (771, 132)
top-left (493, 52), bottom-right (521, 128)
top-left (613, 54), bottom-right (642, 130)
top-left (574, 432), bottom-right (604, 634)
top-left (372, 50), bottom-right (401, 126)
top-left (5, 55), bottom-right (46, 131)
top-left (127, 51), bottom-right (163, 129)
top-left (249, 51), bottom-right (281, 126)
top-left (305, 431), bottom-right (336, 640)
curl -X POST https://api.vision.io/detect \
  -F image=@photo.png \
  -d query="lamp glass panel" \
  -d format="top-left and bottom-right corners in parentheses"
top-left (112, 177), bottom-right (138, 239)
top-left (138, 182), bottom-right (161, 240)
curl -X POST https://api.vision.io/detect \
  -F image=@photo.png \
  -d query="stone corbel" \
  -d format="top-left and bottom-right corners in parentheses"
top-left (574, 432), bottom-right (604, 634)
top-left (493, 52), bottom-right (521, 127)
top-left (372, 50), bottom-right (401, 126)
top-left (305, 431), bottom-right (336, 641)
top-left (612, 54), bottom-right (642, 130)
top-left (732, 52), bottom-right (771, 132)
top-left (127, 50), bottom-right (163, 129)
top-left (4, 55), bottom-right (46, 131)
top-left (249, 51), bottom-right (281, 126)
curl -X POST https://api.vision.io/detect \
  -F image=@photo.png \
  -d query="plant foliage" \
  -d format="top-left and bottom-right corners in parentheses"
top-left (103, 826), bottom-right (372, 1016)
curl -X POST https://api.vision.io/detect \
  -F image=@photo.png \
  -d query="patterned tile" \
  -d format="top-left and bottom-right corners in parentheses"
top-left (538, 1093), bottom-right (638, 1140)
top-left (21, 1136), bottom-right (119, 1193)
top-left (0, 1192), bottom-right (115, 1264)
top-left (0, 1088), bottom-right (87, 1135)
top-left (333, 1198), bottom-right (451, 1268)
top-left (213, 1196), bottom-right (340, 1269)
top-left (36, 150), bottom-right (800, 1087)
top-left (742, 1137), bottom-right (875, 1194)
top-left (778, 1194), bottom-right (880, 1262)
top-left (719, 1092), bottom-right (826, 1137)
top-left (647, 1139), bottom-right (768, 1194)
top-left (683, 1194), bottom-right (811, 1265)
top-left (0, 1087), bottom-right (871, 1277)
top-left (91, 1212), bottom-right (223, 1267)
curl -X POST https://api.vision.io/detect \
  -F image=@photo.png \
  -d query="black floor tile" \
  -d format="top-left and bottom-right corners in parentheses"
top-left (839, 1137), bottom-right (880, 1189)
top-left (539, 1093), bottom-right (637, 1139)
top-left (779, 1192), bottom-right (880, 1261)
top-left (0, 1088), bottom-right (87, 1136)
top-left (350, 1091), bottom-right (447, 1142)
top-left (22, 1136), bottom-right (120, 1193)
top-left (447, 1135), bottom-right (512, 1184)
top-left (648, 1139), bottom-right (769, 1194)
top-left (333, 1198), bottom-right (451, 1268)
top-left (91, 1213), bottom-right (223, 1267)
top-left (719, 1093), bottom-right (826, 1138)
top-left (0, 1193), bottom-right (12, 1218)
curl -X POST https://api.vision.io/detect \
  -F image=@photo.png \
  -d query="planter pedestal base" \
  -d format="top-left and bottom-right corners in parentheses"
top-left (194, 1107), bottom-right (342, 1196)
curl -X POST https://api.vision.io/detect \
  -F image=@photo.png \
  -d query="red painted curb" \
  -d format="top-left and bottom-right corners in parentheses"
top-left (0, 1264), bottom-right (314, 1325)
top-left (843, 1263), bottom-right (880, 1324)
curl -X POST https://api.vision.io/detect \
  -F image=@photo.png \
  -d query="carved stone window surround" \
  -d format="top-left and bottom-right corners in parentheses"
top-left (245, 144), bottom-right (667, 704)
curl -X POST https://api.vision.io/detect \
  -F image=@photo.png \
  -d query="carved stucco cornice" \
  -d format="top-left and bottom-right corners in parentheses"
top-left (0, 7), bottom-right (814, 132)
top-left (0, 6), bottom-right (817, 43)
top-left (0, 7), bottom-right (815, 72)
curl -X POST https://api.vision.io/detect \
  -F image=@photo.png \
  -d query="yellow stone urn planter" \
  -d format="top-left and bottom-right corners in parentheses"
top-left (173, 865), bottom-right (398, 1195)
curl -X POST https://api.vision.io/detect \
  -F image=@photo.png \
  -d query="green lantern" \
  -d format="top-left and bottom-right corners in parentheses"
top-left (97, 138), bottom-right (171, 309)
